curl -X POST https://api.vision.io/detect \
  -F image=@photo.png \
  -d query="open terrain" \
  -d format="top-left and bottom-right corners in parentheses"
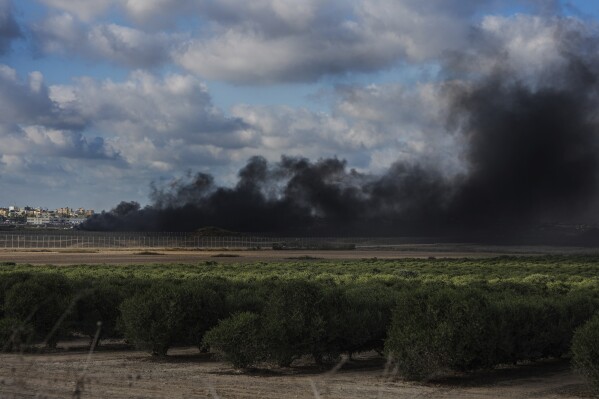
top-left (0, 346), bottom-right (592, 399)
top-left (1, 243), bottom-right (599, 265)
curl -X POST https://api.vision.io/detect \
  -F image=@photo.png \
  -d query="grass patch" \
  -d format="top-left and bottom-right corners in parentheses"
top-left (211, 253), bottom-right (241, 258)
top-left (135, 251), bottom-right (164, 256)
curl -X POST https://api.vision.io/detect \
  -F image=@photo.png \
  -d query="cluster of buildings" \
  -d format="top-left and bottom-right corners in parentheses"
top-left (0, 206), bottom-right (95, 228)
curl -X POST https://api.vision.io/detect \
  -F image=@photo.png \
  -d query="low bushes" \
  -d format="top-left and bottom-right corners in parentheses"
top-left (0, 317), bottom-right (31, 351)
top-left (385, 288), bottom-right (496, 380)
top-left (180, 282), bottom-right (224, 349)
top-left (385, 287), bottom-right (599, 380)
top-left (334, 284), bottom-right (396, 357)
top-left (74, 283), bottom-right (124, 345)
top-left (260, 281), bottom-right (332, 366)
top-left (203, 312), bottom-right (264, 368)
top-left (120, 286), bottom-right (188, 356)
top-left (0, 257), bottom-right (597, 380)
top-left (119, 283), bottom-right (224, 356)
top-left (202, 281), bottom-right (396, 367)
top-left (3, 273), bottom-right (73, 348)
top-left (0, 272), bottom-right (34, 318)
top-left (492, 294), bottom-right (595, 364)
top-left (571, 314), bottom-right (599, 392)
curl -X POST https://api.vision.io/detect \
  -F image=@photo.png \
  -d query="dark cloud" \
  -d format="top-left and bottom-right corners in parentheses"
top-left (0, 67), bottom-right (121, 162)
top-left (0, 68), bottom-right (87, 130)
top-left (0, 0), bottom-right (21, 54)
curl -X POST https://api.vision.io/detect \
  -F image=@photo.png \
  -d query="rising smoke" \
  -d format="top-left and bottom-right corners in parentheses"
top-left (81, 28), bottom-right (599, 241)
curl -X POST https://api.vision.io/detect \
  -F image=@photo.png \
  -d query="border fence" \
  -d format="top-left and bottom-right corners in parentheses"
top-left (0, 231), bottom-right (437, 250)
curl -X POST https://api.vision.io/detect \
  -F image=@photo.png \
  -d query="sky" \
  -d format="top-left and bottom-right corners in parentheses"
top-left (0, 0), bottom-right (599, 211)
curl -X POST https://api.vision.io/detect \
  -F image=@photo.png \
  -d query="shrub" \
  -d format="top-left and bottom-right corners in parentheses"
top-left (571, 314), bottom-right (599, 393)
top-left (119, 282), bottom-right (223, 356)
top-left (0, 317), bottom-right (32, 351)
top-left (179, 282), bottom-right (224, 348)
top-left (223, 282), bottom-right (269, 314)
top-left (385, 287), bottom-right (496, 380)
top-left (0, 273), bottom-right (33, 318)
top-left (203, 312), bottom-right (264, 368)
top-left (336, 284), bottom-right (396, 356)
top-left (119, 285), bottom-right (187, 356)
top-left (74, 284), bottom-right (124, 345)
top-left (492, 294), bottom-right (597, 364)
top-left (260, 280), bottom-right (329, 366)
top-left (3, 274), bottom-right (73, 348)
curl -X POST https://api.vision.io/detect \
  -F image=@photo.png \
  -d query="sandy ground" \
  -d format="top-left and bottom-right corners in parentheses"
top-left (0, 346), bottom-right (593, 399)
top-left (0, 243), bottom-right (598, 265)
top-left (0, 249), bottom-right (488, 266)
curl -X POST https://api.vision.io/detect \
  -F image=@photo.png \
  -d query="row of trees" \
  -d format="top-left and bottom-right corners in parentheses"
top-left (0, 272), bottom-right (597, 390)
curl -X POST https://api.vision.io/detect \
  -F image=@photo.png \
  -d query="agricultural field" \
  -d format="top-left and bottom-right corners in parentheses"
top-left (1, 255), bottom-right (599, 398)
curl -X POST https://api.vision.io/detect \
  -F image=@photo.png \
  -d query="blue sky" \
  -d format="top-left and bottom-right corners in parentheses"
top-left (0, 0), bottom-right (598, 210)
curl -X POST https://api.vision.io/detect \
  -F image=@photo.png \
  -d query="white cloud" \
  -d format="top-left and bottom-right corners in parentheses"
top-left (31, 0), bottom-right (584, 84)
top-left (231, 82), bottom-right (463, 173)
top-left (28, 0), bottom-right (515, 83)
top-left (176, 0), bottom-right (471, 83)
top-left (431, 13), bottom-right (599, 92)
top-left (33, 14), bottom-right (180, 68)
top-left (0, 63), bottom-right (466, 203)
top-left (46, 71), bottom-right (257, 172)
top-left (0, 66), bottom-right (119, 165)
top-left (38, 0), bottom-right (113, 21)
top-left (0, 65), bottom-right (253, 206)
top-left (481, 15), bottom-right (592, 78)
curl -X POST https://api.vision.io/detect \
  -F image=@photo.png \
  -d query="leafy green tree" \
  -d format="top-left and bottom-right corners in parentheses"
top-left (571, 314), bottom-right (599, 393)
top-left (4, 274), bottom-right (73, 348)
top-left (260, 281), bottom-right (328, 366)
top-left (179, 281), bottom-right (224, 349)
top-left (74, 283), bottom-right (124, 346)
top-left (203, 312), bottom-right (264, 368)
top-left (119, 285), bottom-right (187, 356)
top-left (0, 317), bottom-right (32, 351)
top-left (385, 287), bottom-right (496, 380)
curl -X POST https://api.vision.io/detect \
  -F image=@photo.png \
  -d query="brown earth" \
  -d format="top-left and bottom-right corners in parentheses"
top-left (0, 345), bottom-right (593, 399)
top-left (0, 243), bottom-right (597, 265)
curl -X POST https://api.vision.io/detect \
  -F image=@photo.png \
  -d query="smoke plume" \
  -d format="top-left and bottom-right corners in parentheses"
top-left (82, 31), bottom-right (599, 241)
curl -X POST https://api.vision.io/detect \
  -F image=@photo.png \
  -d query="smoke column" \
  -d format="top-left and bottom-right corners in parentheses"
top-left (81, 35), bottom-right (599, 241)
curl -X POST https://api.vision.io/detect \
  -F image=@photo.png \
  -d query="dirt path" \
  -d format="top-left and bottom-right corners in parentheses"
top-left (0, 348), bottom-right (592, 399)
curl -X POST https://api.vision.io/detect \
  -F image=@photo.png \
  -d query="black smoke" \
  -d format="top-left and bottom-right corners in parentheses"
top-left (82, 45), bottom-right (599, 241)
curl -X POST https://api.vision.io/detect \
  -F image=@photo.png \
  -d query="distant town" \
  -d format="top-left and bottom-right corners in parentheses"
top-left (0, 206), bottom-right (95, 228)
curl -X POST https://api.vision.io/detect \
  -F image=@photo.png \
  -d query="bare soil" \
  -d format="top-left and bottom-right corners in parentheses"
top-left (0, 345), bottom-right (593, 399)
top-left (0, 243), bottom-right (597, 265)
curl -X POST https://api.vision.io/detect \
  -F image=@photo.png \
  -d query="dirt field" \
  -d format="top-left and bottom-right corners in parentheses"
top-left (0, 243), bottom-right (597, 265)
top-left (0, 345), bottom-right (592, 399)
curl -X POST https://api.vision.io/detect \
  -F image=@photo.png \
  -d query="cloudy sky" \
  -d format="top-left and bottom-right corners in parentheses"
top-left (0, 0), bottom-right (598, 210)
